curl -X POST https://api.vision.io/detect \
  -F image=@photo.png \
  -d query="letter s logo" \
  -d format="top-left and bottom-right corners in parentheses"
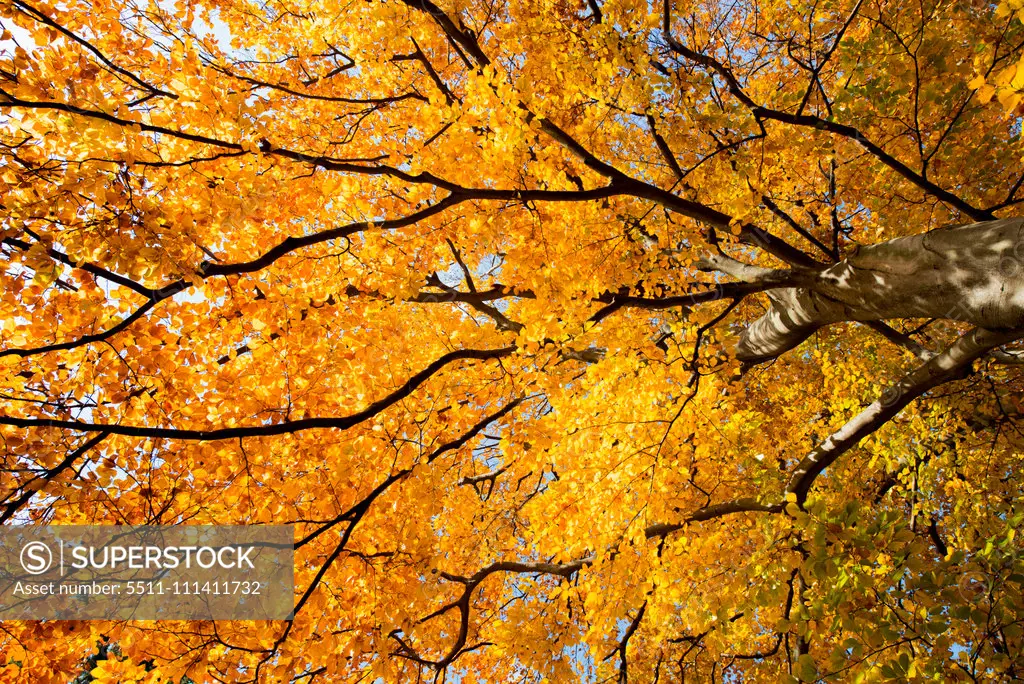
top-left (20, 542), bottom-right (52, 575)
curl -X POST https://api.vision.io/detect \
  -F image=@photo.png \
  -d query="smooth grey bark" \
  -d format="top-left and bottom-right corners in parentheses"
top-left (735, 217), bottom-right (1024, 363)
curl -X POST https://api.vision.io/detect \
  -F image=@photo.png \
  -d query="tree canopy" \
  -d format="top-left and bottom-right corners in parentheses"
top-left (2, 0), bottom-right (1024, 680)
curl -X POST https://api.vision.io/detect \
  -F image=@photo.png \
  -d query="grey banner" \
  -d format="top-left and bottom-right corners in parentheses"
top-left (0, 525), bottom-right (294, 620)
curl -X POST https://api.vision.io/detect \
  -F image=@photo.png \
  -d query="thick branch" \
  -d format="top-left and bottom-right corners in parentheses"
top-left (736, 218), bottom-right (1024, 363)
top-left (785, 326), bottom-right (1024, 503)
top-left (0, 347), bottom-right (515, 441)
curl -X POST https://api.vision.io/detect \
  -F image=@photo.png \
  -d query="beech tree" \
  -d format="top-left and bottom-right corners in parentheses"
top-left (2, 0), bottom-right (1024, 680)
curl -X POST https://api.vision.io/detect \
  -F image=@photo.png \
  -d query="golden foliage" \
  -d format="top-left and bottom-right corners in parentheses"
top-left (0, 0), bottom-right (1023, 681)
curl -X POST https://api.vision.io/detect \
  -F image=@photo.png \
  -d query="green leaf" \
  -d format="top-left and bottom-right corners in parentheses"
top-left (797, 654), bottom-right (818, 682)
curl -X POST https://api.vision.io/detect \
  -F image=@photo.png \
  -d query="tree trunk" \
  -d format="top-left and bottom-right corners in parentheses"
top-left (737, 218), bottom-right (1024, 363)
